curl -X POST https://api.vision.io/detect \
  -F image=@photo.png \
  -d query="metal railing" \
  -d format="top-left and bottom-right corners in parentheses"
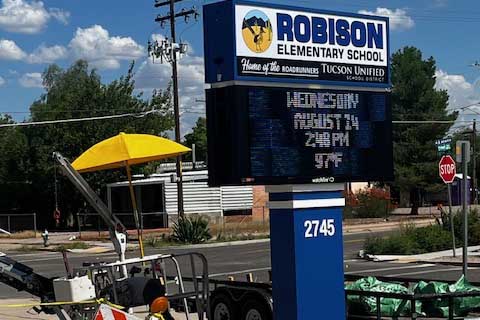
top-left (0, 213), bottom-right (37, 234)
top-left (345, 288), bottom-right (480, 320)
top-left (76, 252), bottom-right (210, 320)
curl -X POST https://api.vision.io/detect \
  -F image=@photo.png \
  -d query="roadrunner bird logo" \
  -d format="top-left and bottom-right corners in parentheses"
top-left (242, 10), bottom-right (273, 53)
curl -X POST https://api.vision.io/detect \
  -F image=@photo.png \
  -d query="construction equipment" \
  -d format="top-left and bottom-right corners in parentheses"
top-left (0, 153), bottom-right (209, 320)
top-left (52, 152), bottom-right (209, 319)
top-left (53, 152), bottom-right (128, 266)
top-left (0, 253), bottom-right (55, 308)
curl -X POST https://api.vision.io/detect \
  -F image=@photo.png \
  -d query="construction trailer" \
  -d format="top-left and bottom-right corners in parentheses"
top-left (106, 170), bottom-right (254, 228)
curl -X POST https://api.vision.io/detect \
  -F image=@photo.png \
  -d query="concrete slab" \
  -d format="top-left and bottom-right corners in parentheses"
top-left (368, 246), bottom-right (480, 263)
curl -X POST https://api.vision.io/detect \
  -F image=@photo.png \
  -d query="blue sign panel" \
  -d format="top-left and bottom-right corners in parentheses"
top-left (268, 185), bottom-right (346, 320)
top-left (203, 0), bottom-right (390, 87)
top-left (207, 85), bottom-right (393, 186)
top-left (204, 3), bottom-right (392, 320)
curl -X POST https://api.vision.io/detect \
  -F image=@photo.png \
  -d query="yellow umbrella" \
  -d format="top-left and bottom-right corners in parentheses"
top-left (72, 132), bottom-right (191, 258)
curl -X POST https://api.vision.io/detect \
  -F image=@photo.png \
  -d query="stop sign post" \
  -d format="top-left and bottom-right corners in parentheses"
top-left (439, 155), bottom-right (456, 184)
top-left (439, 154), bottom-right (457, 260)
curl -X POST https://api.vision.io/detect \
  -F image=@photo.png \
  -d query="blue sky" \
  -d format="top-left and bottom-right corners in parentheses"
top-left (0, 0), bottom-right (480, 133)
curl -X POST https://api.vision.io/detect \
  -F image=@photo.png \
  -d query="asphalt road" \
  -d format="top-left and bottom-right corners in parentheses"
top-left (0, 230), bottom-right (475, 300)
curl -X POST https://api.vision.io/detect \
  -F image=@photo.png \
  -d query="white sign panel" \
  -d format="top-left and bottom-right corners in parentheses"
top-left (234, 4), bottom-right (389, 84)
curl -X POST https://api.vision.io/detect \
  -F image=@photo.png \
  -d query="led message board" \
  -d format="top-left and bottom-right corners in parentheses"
top-left (207, 86), bottom-right (393, 186)
top-left (203, 0), bottom-right (390, 87)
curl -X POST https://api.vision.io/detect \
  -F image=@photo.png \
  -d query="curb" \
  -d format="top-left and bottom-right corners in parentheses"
top-left (146, 238), bottom-right (271, 251)
top-left (16, 238), bottom-right (273, 254)
top-left (367, 246), bottom-right (480, 263)
top-left (417, 260), bottom-right (480, 267)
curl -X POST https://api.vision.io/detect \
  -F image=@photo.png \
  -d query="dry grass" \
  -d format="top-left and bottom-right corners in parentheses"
top-left (208, 218), bottom-right (270, 244)
top-left (143, 218), bottom-right (270, 247)
top-left (77, 232), bottom-right (110, 241)
top-left (0, 230), bottom-right (38, 239)
top-left (209, 219), bottom-right (270, 235)
top-left (54, 242), bottom-right (91, 251)
top-left (16, 245), bottom-right (38, 252)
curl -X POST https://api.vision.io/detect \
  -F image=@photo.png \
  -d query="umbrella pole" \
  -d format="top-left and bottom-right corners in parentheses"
top-left (126, 164), bottom-right (145, 259)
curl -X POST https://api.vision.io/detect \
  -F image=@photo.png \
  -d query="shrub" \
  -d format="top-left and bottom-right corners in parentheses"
top-left (345, 187), bottom-right (395, 219)
top-left (364, 224), bottom-right (453, 255)
top-left (344, 191), bottom-right (358, 219)
top-left (214, 231), bottom-right (268, 242)
top-left (171, 215), bottom-right (212, 244)
top-left (365, 233), bottom-right (417, 255)
top-left (410, 225), bottom-right (452, 253)
top-left (365, 210), bottom-right (480, 256)
top-left (441, 209), bottom-right (480, 246)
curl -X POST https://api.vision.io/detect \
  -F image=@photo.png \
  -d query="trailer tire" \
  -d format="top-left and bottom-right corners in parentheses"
top-left (241, 299), bottom-right (272, 320)
top-left (211, 293), bottom-right (238, 320)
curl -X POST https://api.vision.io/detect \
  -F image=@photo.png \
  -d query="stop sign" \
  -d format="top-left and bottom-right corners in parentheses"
top-left (439, 155), bottom-right (456, 184)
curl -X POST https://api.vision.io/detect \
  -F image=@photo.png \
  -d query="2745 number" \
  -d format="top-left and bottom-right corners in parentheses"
top-left (304, 219), bottom-right (335, 238)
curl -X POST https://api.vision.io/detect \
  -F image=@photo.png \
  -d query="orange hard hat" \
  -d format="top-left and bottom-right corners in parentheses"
top-left (151, 296), bottom-right (169, 313)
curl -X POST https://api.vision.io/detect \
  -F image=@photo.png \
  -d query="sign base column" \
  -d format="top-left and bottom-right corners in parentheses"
top-left (267, 183), bottom-right (346, 320)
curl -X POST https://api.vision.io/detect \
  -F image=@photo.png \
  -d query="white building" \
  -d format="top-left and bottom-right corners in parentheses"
top-left (106, 170), bottom-right (254, 228)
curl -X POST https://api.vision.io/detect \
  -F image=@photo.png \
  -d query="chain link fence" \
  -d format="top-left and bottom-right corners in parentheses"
top-left (76, 211), bottom-right (168, 237)
top-left (76, 206), bottom-right (270, 238)
top-left (0, 213), bottom-right (37, 234)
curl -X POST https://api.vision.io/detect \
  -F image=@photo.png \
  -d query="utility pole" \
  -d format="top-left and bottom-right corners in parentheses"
top-left (447, 184), bottom-right (456, 257)
top-left (462, 142), bottom-right (469, 278)
top-left (151, 0), bottom-right (198, 217)
top-left (473, 120), bottom-right (477, 204)
top-left (457, 140), bottom-right (471, 278)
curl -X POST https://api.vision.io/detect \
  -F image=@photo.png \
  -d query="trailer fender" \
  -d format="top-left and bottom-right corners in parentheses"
top-left (237, 289), bottom-right (272, 313)
top-left (211, 286), bottom-right (273, 317)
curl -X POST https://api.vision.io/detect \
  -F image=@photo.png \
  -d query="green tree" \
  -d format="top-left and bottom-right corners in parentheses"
top-left (391, 47), bottom-right (457, 214)
top-left (0, 115), bottom-right (30, 212)
top-left (1, 60), bottom-right (174, 227)
top-left (184, 117), bottom-right (207, 162)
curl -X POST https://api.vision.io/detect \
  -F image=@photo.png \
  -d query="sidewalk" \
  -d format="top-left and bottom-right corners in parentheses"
top-left (0, 216), bottom-right (438, 252)
top-left (343, 217), bottom-right (435, 234)
top-left (0, 216), bottom-right (435, 253)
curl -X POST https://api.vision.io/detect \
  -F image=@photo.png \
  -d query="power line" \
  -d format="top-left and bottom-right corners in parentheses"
top-left (0, 110), bottom-right (158, 128)
top-left (450, 102), bottom-right (480, 112)
top-left (0, 109), bottom-right (153, 114)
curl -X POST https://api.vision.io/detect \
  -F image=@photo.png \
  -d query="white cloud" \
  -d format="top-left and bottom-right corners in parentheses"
top-left (0, 25), bottom-right (143, 66)
top-left (435, 70), bottom-right (480, 125)
top-left (0, 76), bottom-right (5, 86)
top-left (19, 72), bottom-right (42, 88)
top-left (135, 51), bottom-right (205, 135)
top-left (358, 8), bottom-right (414, 31)
top-left (433, 0), bottom-right (448, 8)
top-left (0, 0), bottom-right (70, 34)
top-left (48, 7), bottom-right (69, 25)
top-left (69, 25), bottom-right (144, 70)
top-left (0, 39), bottom-right (26, 60)
top-left (27, 44), bottom-right (67, 63)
